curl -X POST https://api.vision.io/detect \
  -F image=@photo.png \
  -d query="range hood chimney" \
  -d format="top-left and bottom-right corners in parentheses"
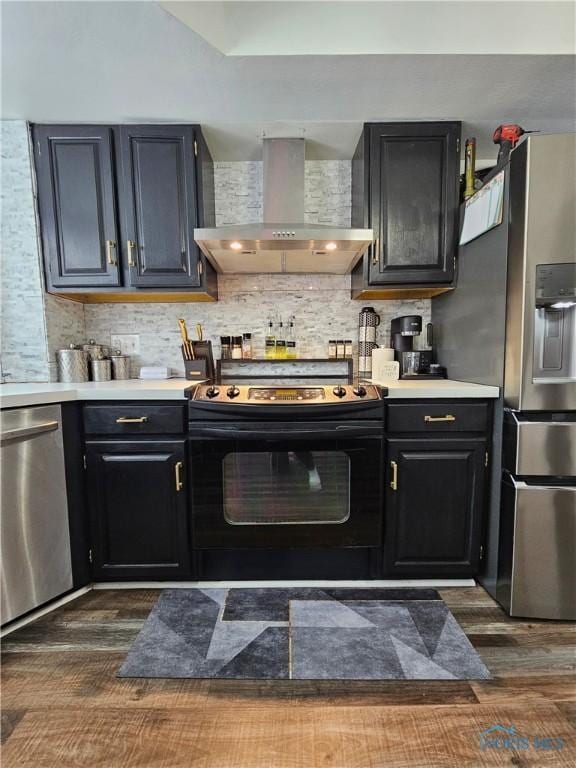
top-left (194, 138), bottom-right (373, 274)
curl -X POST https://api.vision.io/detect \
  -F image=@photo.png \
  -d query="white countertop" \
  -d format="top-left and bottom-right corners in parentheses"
top-left (1, 377), bottom-right (498, 409)
top-left (0, 379), bottom-right (196, 409)
top-left (373, 378), bottom-right (499, 399)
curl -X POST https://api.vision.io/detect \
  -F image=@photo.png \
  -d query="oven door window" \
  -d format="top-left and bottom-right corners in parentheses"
top-left (223, 451), bottom-right (351, 525)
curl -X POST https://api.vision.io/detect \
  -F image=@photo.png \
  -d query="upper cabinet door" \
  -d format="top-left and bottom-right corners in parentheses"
top-left (369, 122), bottom-right (460, 285)
top-left (117, 125), bottom-right (201, 288)
top-left (33, 125), bottom-right (121, 288)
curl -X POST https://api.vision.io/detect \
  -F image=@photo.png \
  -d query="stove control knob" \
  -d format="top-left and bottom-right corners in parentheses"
top-left (205, 386), bottom-right (220, 399)
top-left (332, 385), bottom-right (347, 398)
top-left (353, 386), bottom-right (367, 398)
top-left (226, 386), bottom-right (241, 399)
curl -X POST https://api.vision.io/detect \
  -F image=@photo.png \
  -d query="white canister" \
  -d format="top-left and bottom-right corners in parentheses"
top-left (372, 349), bottom-right (400, 381)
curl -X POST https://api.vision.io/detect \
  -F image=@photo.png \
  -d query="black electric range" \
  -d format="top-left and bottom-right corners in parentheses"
top-left (186, 378), bottom-right (387, 579)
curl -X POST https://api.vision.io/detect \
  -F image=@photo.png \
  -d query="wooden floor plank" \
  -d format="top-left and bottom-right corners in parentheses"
top-left (2, 586), bottom-right (575, 768)
top-left (2, 703), bottom-right (574, 768)
top-left (472, 675), bottom-right (576, 705)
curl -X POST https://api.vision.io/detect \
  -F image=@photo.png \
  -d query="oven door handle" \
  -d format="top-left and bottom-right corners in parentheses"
top-left (191, 425), bottom-right (382, 440)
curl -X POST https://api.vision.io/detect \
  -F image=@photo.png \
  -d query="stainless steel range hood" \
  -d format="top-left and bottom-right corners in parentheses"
top-left (194, 138), bottom-right (373, 274)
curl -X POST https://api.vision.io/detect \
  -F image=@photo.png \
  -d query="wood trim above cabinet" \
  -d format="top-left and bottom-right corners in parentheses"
top-left (352, 285), bottom-right (454, 300)
top-left (51, 290), bottom-right (217, 304)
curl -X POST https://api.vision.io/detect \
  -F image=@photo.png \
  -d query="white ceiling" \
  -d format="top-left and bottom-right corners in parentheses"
top-left (2, 1), bottom-right (574, 163)
top-left (161, 1), bottom-right (575, 56)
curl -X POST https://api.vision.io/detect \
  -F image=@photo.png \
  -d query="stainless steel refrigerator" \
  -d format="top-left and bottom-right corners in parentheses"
top-left (433, 133), bottom-right (575, 620)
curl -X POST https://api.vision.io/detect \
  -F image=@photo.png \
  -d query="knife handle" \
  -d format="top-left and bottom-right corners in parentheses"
top-left (178, 318), bottom-right (189, 344)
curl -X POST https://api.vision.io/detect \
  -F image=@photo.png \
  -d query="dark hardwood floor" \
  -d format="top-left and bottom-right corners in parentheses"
top-left (1, 587), bottom-right (575, 767)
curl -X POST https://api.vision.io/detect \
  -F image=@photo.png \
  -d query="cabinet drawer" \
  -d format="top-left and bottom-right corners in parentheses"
top-left (84, 404), bottom-right (186, 435)
top-left (387, 402), bottom-right (488, 433)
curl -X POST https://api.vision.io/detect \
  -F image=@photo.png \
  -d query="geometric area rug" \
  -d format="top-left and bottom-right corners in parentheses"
top-left (118, 588), bottom-right (491, 681)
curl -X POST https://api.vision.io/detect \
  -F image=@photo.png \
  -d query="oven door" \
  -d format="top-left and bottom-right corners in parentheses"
top-left (189, 421), bottom-right (383, 549)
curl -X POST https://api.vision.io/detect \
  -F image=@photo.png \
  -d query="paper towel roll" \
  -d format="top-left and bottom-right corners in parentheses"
top-left (373, 347), bottom-right (394, 363)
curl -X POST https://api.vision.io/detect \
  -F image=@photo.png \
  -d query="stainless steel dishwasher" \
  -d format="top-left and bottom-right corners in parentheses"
top-left (1, 404), bottom-right (73, 624)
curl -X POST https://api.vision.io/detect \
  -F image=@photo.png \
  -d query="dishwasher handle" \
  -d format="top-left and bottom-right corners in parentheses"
top-left (0, 420), bottom-right (59, 444)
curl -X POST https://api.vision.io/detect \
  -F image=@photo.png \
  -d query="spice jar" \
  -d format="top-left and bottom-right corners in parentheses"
top-left (220, 336), bottom-right (231, 360)
top-left (328, 340), bottom-right (337, 359)
top-left (336, 340), bottom-right (345, 358)
top-left (242, 333), bottom-right (253, 359)
top-left (344, 340), bottom-right (353, 359)
top-left (231, 336), bottom-right (243, 359)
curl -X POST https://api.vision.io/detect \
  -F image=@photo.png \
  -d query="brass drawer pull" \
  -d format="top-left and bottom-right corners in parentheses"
top-left (175, 461), bottom-right (183, 492)
top-left (106, 239), bottom-right (117, 266)
top-left (115, 416), bottom-right (149, 424)
top-left (424, 414), bottom-right (456, 423)
top-left (390, 460), bottom-right (398, 491)
top-left (127, 240), bottom-right (137, 267)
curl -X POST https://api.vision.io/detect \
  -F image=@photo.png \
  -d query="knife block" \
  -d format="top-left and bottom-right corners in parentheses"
top-left (183, 359), bottom-right (210, 381)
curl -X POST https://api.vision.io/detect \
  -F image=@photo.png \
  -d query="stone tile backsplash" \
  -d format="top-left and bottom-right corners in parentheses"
top-left (85, 275), bottom-right (431, 377)
top-left (1, 121), bottom-right (51, 381)
top-left (1, 121), bottom-right (86, 382)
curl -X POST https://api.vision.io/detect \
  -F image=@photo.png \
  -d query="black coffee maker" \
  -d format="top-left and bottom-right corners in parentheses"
top-left (390, 315), bottom-right (445, 379)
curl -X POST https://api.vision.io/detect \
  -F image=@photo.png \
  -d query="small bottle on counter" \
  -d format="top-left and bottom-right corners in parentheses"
top-left (275, 320), bottom-right (287, 359)
top-left (242, 333), bottom-right (253, 359)
top-left (286, 317), bottom-right (297, 359)
top-left (344, 340), bottom-right (353, 359)
top-left (220, 336), bottom-right (231, 360)
top-left (328, 340), bottom-right (337, 359)
top-left (231, 336), bottom-right (243, 359)
top-left (336, 340), bottom-right (345, 359)
top-left (265, 320), bottom-right (276, 359)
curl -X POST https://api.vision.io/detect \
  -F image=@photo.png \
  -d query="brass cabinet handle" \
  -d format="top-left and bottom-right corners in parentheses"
top-left (424, 414), bottom-right (456, 423)
top-left (175, 461), bottom-right (183, 492)
top-left (127, 240), bottom-right (137, 267)
top-left (106, 240), bottom-right (117, 266)
top-left (115, 416), bottom-right (149, 424)
top-left (390, 460), bottom-right (398, 491)
top-left (372, 237), bottom-right (380, 266)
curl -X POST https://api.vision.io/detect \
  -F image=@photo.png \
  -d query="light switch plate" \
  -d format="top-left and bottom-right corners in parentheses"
top-left (110, 334), bottom-right (140, 356)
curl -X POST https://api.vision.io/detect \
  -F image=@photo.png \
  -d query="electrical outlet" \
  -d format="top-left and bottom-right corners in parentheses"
top-left (110, 334), bottom-right (140, 356)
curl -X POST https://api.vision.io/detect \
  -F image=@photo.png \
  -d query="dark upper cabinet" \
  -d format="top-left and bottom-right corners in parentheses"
top-left (86, 440), bottom-right (192, 580)
top-left (117, 125), bottom-right (201, 288)
top-left (33, 125), bottom-right (121, 288)
top-left (32, 123), bottom-right (217, 299)
top-left (383, 437), bottom-right (485, 576)
top-left (352, 122), bottom-right (461, 297)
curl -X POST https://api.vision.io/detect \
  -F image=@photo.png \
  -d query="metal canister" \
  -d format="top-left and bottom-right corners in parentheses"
top-left (90, 359), bottom-right (112, 382)
top-left (56, 345), bottom-right (89, 383)
top-left (358, 306), bottom-right (381, 378)
top-left (110, 351), bottom-right (131, 380)
top-left (82, 339), bottom-right (108, 361)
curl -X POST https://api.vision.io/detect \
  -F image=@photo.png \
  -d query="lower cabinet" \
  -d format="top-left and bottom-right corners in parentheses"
top-left (383, 437), bottom-right (486, 576)
top-left (86, 440), bottom-right (192, 580)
